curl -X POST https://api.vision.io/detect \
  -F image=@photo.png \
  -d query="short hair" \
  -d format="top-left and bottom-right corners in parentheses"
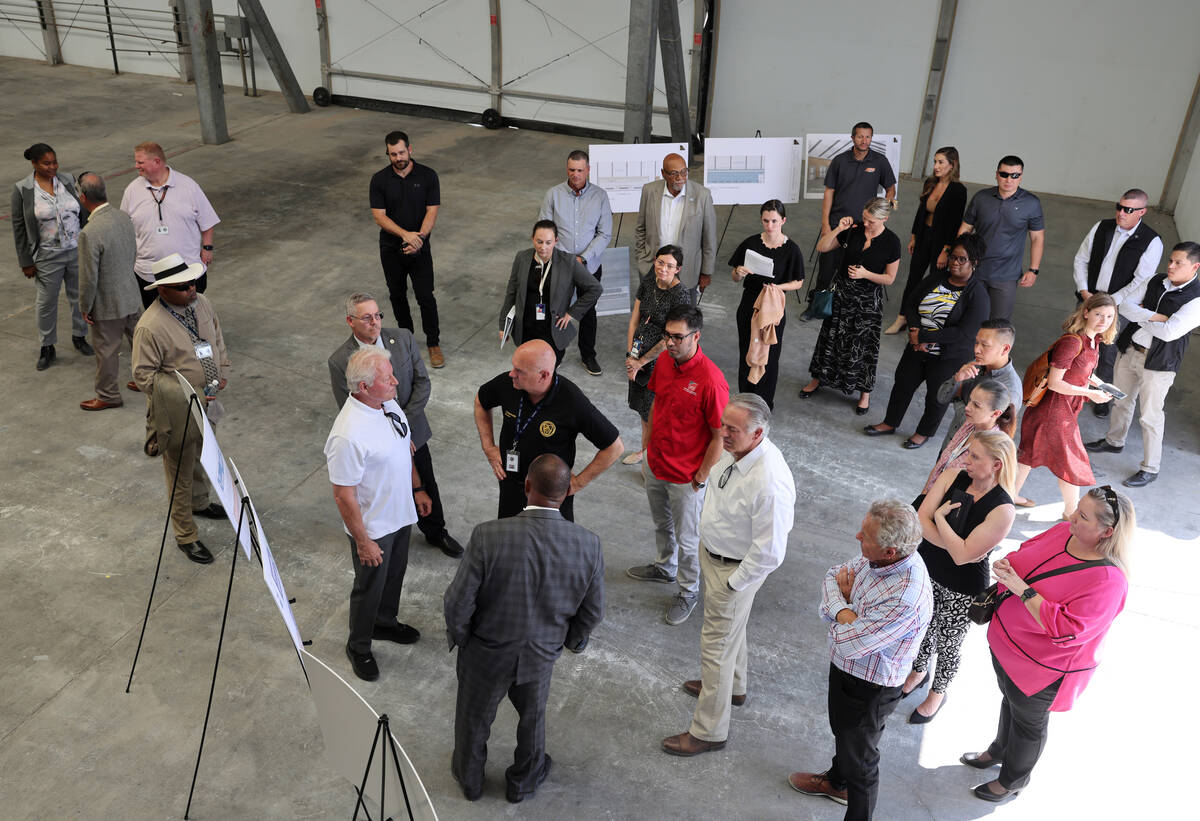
top-left (727, 393), bottom-right (771, 437)
top-left (852, 121), bottom-right (873, 135)
top-left (979, 318), bottom-right (1016, 346)
top-left (384, 130), bottom-right (410, 149)
top-left (951, 232), bottom-right (987, 266)
top-left (867, 499), bottom-right (922, 558)
top-left (665, 303), bottom-right (702, 333)
top-left (567, 149), bottom-right (589, 164)
top-left (346, 346), bottom-right (390, 393)
top-left (345, 291), bottom-right (377, 317)
top-left (23, 142), bottom-right (54, 162)
top-left (1120, 188), bottom-right (1148, 206)
top-left (1173, 241), bottom-right (1200, 266)
top-left (78, 172), bottom-right (107, 203)
top-left (863, 197), bottom-right (893, 221)
top-left (527, 454), bottom-right (571, 499)
top-left (134, 141), bottom-right (166, 161)
top-left (654, 244), bottom-right (683, 268)
top-left (997, 155), bottom-right (1024, 170)
top-left (760, 199), bottom-right (786, 218)
top-left (1084, 486), bottom-right (1135, 574)
top-left (532, 218), bottom-right (558, 238)
top-left (1064, 292), bottom-right (1118, 344)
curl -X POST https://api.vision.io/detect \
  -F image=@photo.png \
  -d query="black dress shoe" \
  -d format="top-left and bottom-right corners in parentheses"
top-left (907, 695), bottom-right (946, 724)
top-left (345, 643), bottom-right (379, 681)
top-left (177, 540), bottom-right (214, 564)
top-left (373, 622), bottom-right (420, 644)
top-left (1092, 402), bottom-right (1110, 418)
top-left (901, 670), bottom-right (928, 696)
top-left (73, 335), bottom-right (95, 356)
top-left (972, 781), bottom-right (1019, 803)
top-left (426, 531), bottom-right (464, 557)
top-left (1123, 469), bottom-right (1158, 488)
top-left (193, 502), bottom-right (228, 520)
top-left (36, 345), bottom-right (54, 371)
top-left (854, 403), bottom-right (870, 416)
top-left (1085, 439), bottom-right (1123, 454)
top-left (863, 425), bottom-right (896, 437)
top-left (799, 386), bottom-right (818, 399)
top-left (902, 437), bottom-right (927, 450)
top-left (960, 751), bottom-right (1001, 769)
top-left (507, 754), bottom-right (552, 803)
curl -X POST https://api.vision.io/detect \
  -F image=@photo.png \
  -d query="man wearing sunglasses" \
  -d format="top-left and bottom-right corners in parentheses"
top-left (635, 153), bottom-right (717, 300)
top-left (131, 253), bottom-right (230, 566)
top-left (1071, 189), bottom-right (1163, 417)
top-left (959, 155), bottom-right (1045, 321)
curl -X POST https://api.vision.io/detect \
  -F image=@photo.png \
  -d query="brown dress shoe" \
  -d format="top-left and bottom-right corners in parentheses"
top-left (126, 380), bottom-right (141, 392)
top-left (788, 771), bottom-right (848, 805)
top-left (682, 679), bottom-right (746, 706)
top-left (428, 346), bottom-right (445, 368)
top-left (80, 398), bottom-right (123, 411)
top-left (661, 732), bottom-right (726, 757)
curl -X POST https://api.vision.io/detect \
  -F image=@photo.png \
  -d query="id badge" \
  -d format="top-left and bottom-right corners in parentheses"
top-left (156, 224), bottom-right (169, 235)
top-left (194, 342), bottom-right (213, 359)
top-left (505, 449), bottom-right (520, 473)
top-left (535, 303), bottom-right (546, 321)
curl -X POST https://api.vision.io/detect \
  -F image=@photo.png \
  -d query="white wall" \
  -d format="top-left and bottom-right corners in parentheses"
top-left (1175, 134), bottom-right (1200, 242)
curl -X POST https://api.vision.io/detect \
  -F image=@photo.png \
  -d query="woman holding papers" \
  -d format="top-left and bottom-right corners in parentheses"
top-left (728, 200), bottom-right (805, 408)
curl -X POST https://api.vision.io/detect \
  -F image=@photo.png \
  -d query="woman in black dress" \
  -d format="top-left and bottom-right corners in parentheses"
top-left (886, 147), bottom-right (967, 334)
top-left (728, 199), bottom-right (805, 409)
top-left (801, 197), bottom-right (901, 414)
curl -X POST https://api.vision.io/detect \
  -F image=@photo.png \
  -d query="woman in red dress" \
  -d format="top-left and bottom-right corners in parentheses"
top-left (1013, 294), bottom-right (1118, 516)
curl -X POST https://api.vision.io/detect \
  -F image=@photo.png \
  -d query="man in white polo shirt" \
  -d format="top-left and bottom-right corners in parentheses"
top-left (325, 346), bottom-right (432, 681)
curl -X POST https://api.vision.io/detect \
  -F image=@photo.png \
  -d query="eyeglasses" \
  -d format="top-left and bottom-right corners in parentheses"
top-left (1098, 485), bottom-right (1120, 525)
top-left (717, 463), bottom-right (734, 489)
top-left (662, 330), bottom-right (697, 343)
top-left (1115, 204), bottom-right (1144, 215)
top-left (663, 169), bottom-right (688, 179)
top-left (997, 171), bottom-right (1022, 179)
top-left (164, 282), bottom-right (195, 292)
top-left (947, 254), bottom-right (971, 265)
top-left (352, 312), bottom-right (384, 322)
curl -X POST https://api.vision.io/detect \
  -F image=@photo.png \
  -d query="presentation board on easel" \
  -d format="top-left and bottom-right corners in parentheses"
top-left (803, 134), bottom-right (903, 200)
top-left (589, 142), bottom-right (689, 213)
top-left (702, 137), bottom-right (804, 205)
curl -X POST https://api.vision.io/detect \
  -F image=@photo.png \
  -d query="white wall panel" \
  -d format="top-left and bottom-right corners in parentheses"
top-left (1175, 134), bottom-right (1200, 243)
top-left (0, 5), bottom-right (53, 62)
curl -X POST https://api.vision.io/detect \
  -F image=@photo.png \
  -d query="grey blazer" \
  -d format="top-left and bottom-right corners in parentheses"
top-left (78, 204), bottom-right (141, 321)
top-left (443, 508), bottom-right (605, 678)
top-left (500, 247), bottom-right (602, 351)
top-left (327, 327), bottom-right (433, 448)
top-left (11, 172), bottom-right (84, 268)
top-left (634, 178), bottom-right (717, 289)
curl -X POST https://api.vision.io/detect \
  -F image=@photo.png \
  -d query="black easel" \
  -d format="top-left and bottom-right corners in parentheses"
top-left (352, 714), bottom-right (415, 821)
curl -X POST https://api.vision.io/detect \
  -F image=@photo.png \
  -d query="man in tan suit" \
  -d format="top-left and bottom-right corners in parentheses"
top-left (634, 153), bottom-right (717, 297)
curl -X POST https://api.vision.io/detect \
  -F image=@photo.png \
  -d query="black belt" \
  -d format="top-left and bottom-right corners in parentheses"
top-left (1132, 342), bottom-right (1147, 354)
top-left (706, 548), bottom-right (741, 564)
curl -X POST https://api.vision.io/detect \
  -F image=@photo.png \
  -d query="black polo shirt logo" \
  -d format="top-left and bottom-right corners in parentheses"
top-left (540, 421), bottom-right (556, 437)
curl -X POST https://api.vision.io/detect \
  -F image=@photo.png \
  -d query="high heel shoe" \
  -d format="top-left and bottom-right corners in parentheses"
top-left (854, 397), bottom-right (870, 416)
top-left (901, 670), bottom-right (928, 696)
top-left (799, 385), bottom-right (819, 399)
top-left (884, 316), bottom-right (907, 335)
top-left (907, 695), bottom-right (946, 724)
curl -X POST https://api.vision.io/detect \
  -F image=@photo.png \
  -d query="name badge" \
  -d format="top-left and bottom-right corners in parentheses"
top-left (194, 342), bottom-right (213, 359)
top-left (505, 449), bottom-right (520, 473)
top-left (535, 303), bottom-right (546, 321)
top-left (156, 225), bottom-right (169, 235)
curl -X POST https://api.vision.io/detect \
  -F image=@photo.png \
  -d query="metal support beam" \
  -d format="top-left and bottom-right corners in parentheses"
top-left (623, 0), bottom-right (658, 143)
top-left (488, 0), bottom-right (502, 113)
top-left (911, 0), bottom-right (958, 177)
top-left (180, 0), bottom-right (230, 145)
top-left (237, 0), bottom-right (309, 113)
top-left (169, 0), bottom-right (194, 82)
top-left (686, 0), bottom-right (704, 133)
top-left (315, 0), bottom-right (331, 90)
top-left (657, 0), bottom-right (691, 143)
top-left (1160, 72), bottom-right (1200, 214)
top-left (34, 0), bottom-right (63, 65)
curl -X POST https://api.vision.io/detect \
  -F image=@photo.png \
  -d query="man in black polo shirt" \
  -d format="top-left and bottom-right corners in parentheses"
top-left (959, 155), bottom-right (1045, 321)
top-left (803, 122), bottom-right (896, 320)
top-left (473, 339), bottom-right (623, 521)
top-left (369, 130), bottom-right (444, 367)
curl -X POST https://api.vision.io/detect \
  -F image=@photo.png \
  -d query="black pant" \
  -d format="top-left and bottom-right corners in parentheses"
top-left (986, 652), bottom-right (1062, 791)
top-left (736, 294), bottom-right (786, 409)
top-left (345, 525), bottom-right (412, 654)
top-left (380, 243), bottom-right (440, 346)
top-left (412, 441), bottom-right (445, 538)
top-left (577, 266), bottom-right (603, 360)
top-left (1094, 316), bottom-right (1127, 384)
top-left (826, 663), bottom-right (902, 821)
top-left (983, 279), bottom-right (1018, 322)
top-left (498, 478), bottom-right (574, 521)
top-left (899, 229), bottom-right (937, 313)
top-left (882, 347), bottom-right (961, 437)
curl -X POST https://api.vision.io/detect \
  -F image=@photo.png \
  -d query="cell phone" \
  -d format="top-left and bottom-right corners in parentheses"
top-left (1097, 382), bottom-right (1127, 401)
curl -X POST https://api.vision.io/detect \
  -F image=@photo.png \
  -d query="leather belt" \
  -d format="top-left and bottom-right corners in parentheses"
top-left (706, 548), bottom-right (741, 564)
top-left (1131, 342), bottom-right (1147, 354)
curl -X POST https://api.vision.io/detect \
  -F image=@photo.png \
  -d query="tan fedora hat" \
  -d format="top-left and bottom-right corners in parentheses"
top-left (144, 253), bottom-right (205, 291)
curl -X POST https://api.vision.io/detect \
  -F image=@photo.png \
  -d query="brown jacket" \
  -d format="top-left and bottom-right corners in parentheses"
top-left (746, 285), bottom-right (786, 384)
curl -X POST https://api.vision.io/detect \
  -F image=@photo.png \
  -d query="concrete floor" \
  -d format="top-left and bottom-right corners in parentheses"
top-left (1, 57), bottom-right (1195, 820)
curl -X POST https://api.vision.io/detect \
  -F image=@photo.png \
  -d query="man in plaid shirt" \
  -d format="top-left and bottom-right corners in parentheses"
top-left (788, 499), bottom-right (933, 821)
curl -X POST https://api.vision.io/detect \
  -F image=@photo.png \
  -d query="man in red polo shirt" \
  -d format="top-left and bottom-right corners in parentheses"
top-left (627, 304), bottom-right (729, 625)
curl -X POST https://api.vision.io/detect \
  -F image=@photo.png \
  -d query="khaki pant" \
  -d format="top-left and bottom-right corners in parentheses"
top-left (688, 546), bottom-right (766, 742)
top-left (90, 313), bottom-right (139, 402)
top-left (160, 418), bottom-right (210, 544)
top-left (1105, 347), bottom-right (1176, 474)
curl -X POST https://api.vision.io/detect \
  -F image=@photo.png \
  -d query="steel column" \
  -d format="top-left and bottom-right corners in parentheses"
top-left (180, 0), bottom-right (231, 144)
top-left (911, 0), bottom-right (958, 177)
top-left (488, 0), bottom-right (502, 113)
top-left (34, 0), bottom-right (62, 65)
top-left (657, 0), bottom-right (690, 143)
top-left (1160, 72), bottom-right (1200, 214)
top-left (237, 0), bottom-right (309, 113)
top-left (623, 0), bottom-right (658, 143)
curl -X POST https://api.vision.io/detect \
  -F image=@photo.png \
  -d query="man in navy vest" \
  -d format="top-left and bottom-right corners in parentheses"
top-left (1071, 189), bottom-right (1163, 417)
top-left (1086, 242), bottom-right (1200, 487)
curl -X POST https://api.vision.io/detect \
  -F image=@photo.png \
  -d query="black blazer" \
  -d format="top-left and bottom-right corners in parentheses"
top-left (903, 272), bottom-right (990, 363)
top-left (910, 180), bottom-right (967, 255)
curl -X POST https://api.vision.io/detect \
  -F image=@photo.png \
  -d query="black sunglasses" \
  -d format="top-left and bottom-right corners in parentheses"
top-left (997, 171), bottom-right (1022, 179)
top-left (1115, 204), bottom-right (1144, 215)
top-left (163, 282), bottom-right (195, 292)
top-left (1098, 485), bottom-right (1120, 525)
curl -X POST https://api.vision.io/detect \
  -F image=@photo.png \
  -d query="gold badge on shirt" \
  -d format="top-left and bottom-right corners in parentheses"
top-left (540, 421), bottom-right (556, 437)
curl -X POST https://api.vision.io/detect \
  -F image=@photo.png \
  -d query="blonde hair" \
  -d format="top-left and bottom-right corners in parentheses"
top-left (1084, 486), bottom-right (1134, 575)
top-left (1063, 293), bottom-right (1119, 344)
top-left (970, 428), bottom-right (1017, 498)
top-left (863, 197), bottom-right (894, 221)
top-left (134, 141), bottom-right (166, 161)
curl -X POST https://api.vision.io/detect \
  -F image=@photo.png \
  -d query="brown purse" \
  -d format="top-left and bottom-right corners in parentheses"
top-left (1022, 334), bottom-right (1081, 408)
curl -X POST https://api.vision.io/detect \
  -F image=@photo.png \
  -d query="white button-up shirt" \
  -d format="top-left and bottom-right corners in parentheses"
top-left (1071, 219), bottom-right (1162, 304)
top-left (658, 186), bottom-right (687, 246)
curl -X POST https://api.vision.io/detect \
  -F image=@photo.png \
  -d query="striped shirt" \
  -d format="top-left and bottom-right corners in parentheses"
top-left (820, 552), bottom-right (933, 687)
top-left (917, 283), bottom-right (962, 355)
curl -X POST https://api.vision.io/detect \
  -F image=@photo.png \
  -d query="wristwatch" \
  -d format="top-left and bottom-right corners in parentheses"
top-left (202, 245), bottom-right (214, 251)
top-left (1020, 587), bottom-right (1038, 602)
top-left (1028, 268), bottom-right (1039, 275)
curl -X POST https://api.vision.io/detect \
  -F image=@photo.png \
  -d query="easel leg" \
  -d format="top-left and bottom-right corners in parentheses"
top-left (353, 714), bottom-right (416, 821)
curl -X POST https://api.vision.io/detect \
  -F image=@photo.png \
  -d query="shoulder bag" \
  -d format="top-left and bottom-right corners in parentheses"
top-left (967, 557), bottom-right (1113, 625)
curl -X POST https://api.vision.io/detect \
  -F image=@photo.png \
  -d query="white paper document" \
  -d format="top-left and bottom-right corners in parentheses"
top-left (500, 306), bottom-right (516, 349)
top-left (743, 249), bottom-right (775, 278)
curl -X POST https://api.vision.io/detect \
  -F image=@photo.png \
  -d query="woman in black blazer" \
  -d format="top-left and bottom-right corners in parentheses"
top-left (865, 233), bottom-right (990, 448)
top-left (886, 147), bottom-right (967, 334)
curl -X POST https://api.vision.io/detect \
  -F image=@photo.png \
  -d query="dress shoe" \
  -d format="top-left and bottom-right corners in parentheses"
top-left (506, 754), bottom-right (552, 803)
top-left (798, 385), bottom-right (818, 399)
top-left (972, 781), bottom-right (1019, 803)
top-left (907, 695), bottom-right (946, 724)
top-left (426, 531), bottom-right (464, 557)
top-left (626, 564), bottom-right (676, 583)
top-left (854, 402), bottom-right (870, 416)
top-left (177, 540), bottom-right (214, 564)
top-left (683, 679), bottom-right (745, 706)
top-left (863, 425), bottom-right (896, 437)
top-left (960, 751), bottom-right (1001, 770)
top-left (1123, 469), bottom-right (1158, 488)
top-left (787, 771), bottom-right (848, 806)
top-left (345, 642), bottom-right (379, 681)
top-left (373, 622), bottom-right (421, 644)
top-left (582, 356), bottom-right (602, 376)
top-left (428, 346), bottom-right (445, 368)
top-left (80, 398), bottom-right (123, 411)
top-left (1085, 438), bottom-right (1123, 454)
top-left (193, 502), bottom-right (228, 520)
top-left (73, 335), bottom-right (95, 356)
top-left (1092, 401), bottom-right (1110, 418)
top-left (127, 380), bottom-right (141, 392)
top-left (901, 670), bottom-right (928, 696)
top-left (902, 437), bottom-right (927, 450)
top-left (36, 345), bottom-right (55, 370)
top-left (661, 732), bottom-right (726, 757)
top-left (457, 780), bottom-right (482, 801)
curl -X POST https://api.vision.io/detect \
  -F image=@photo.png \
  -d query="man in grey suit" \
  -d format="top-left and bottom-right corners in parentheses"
top-left (634, 153), bottom-right (717, 297)
top-left (329, 292), bottom-right (462, 557)
top-left (76, 171), bottom-right (142, 411)
top-left (444, 454), bottom-right (604, 804)
top-left (500, 219), bottom-right (603, 364)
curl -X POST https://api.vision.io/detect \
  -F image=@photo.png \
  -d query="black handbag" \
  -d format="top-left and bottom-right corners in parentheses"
top-left (809, 288), bottom-right (834, 319)
top-left (967, 558), bottom-right (1114, 625)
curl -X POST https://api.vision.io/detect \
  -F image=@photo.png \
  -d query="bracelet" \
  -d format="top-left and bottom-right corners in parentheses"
top-left (412, 485), bottom-right (425, 493)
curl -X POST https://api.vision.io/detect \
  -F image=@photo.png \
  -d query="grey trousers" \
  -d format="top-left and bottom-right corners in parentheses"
top-left (983, 279), bottom-right (1018, 322)
top-left (34, 248), bottom-right (87, 346)
top-left (642, 461), bottom-right (705, 596)
top-left (91, 313), bottom-right (140, 402)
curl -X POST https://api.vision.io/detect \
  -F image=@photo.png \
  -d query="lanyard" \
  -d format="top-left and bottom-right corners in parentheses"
top-left (512, 375), bottom-right (557, 446)
top-left (150, 184), bottom-right (168, 221)
top-left (164, 301), bottom-right (202, 342)
top-left (535, 257), bottom-right (552, 300)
